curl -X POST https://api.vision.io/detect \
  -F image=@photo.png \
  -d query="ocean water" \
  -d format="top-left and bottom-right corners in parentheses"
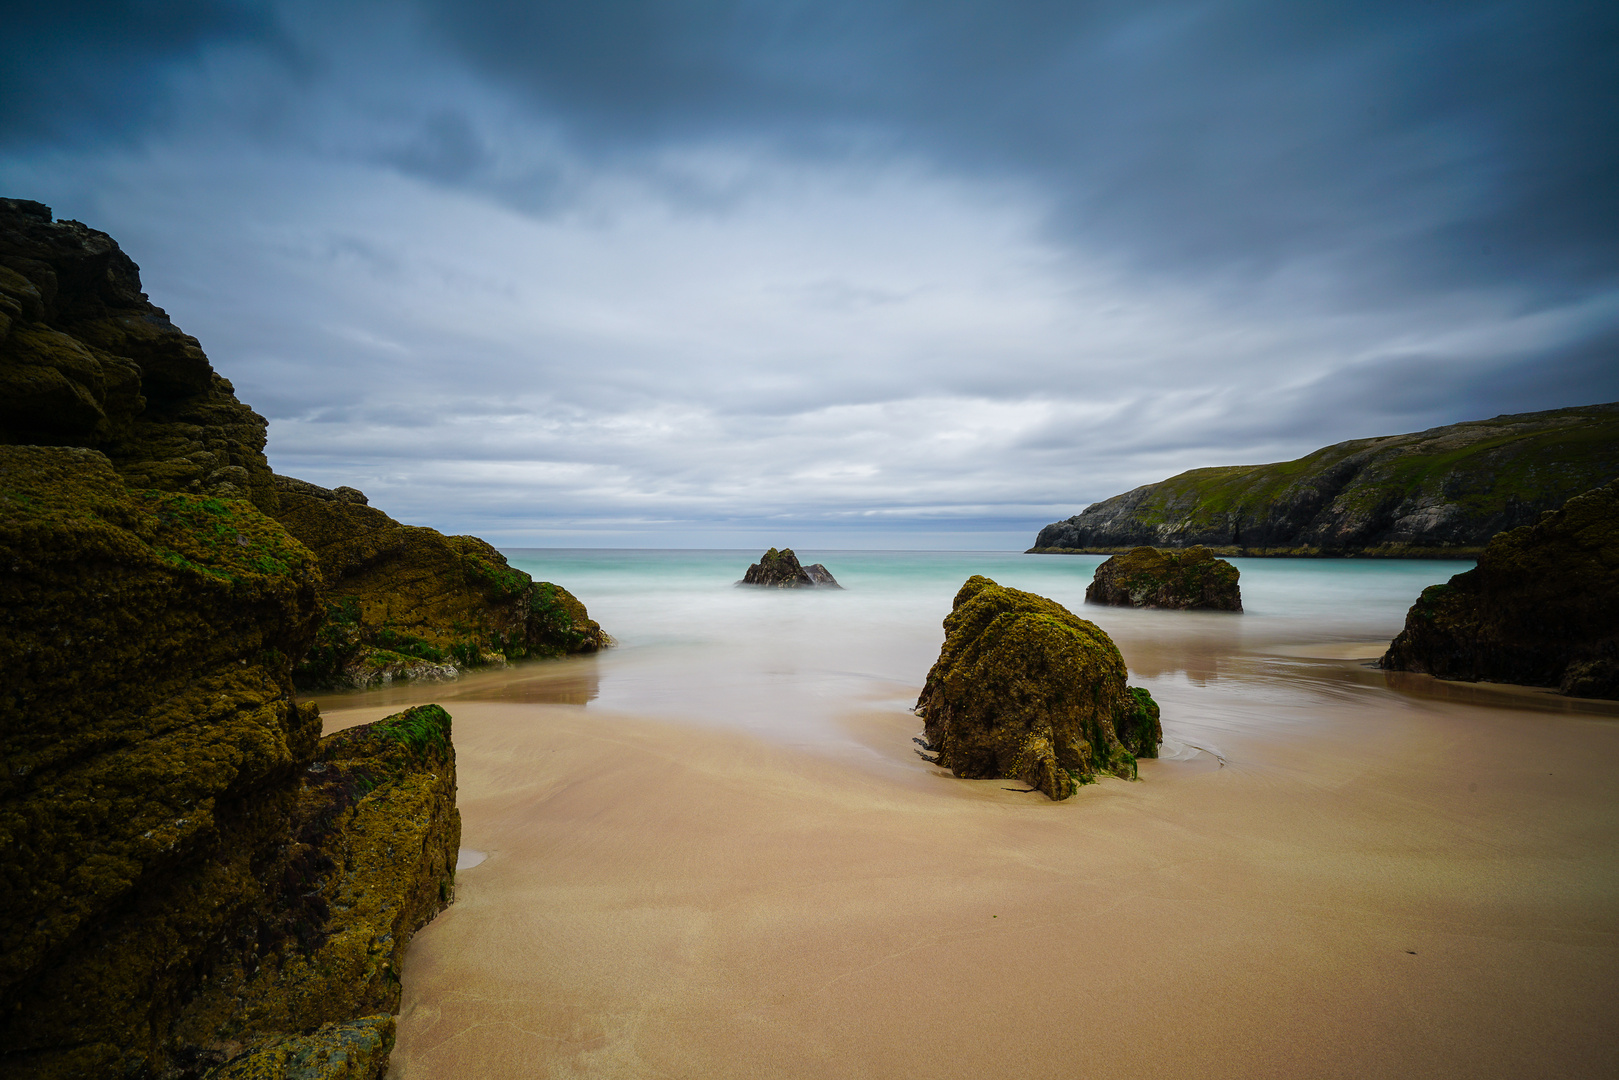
top-left (458, 549), bottom-right (1478, 754)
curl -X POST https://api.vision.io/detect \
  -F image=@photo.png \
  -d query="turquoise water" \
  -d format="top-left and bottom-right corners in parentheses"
top-left (491, 549), bottom-right (1473, 750)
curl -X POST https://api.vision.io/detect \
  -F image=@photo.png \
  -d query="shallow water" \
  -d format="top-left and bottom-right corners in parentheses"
top-left (315, 549), bottom-right (1500, 761)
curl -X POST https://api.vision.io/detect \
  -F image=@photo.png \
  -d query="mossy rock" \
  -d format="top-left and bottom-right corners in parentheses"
top-left (915, 576), bottom-right (1161, 800)
top-left (204, 1015), bottom-right (395, 1080)
top-left (171, 705), bottom-right (460, 1069)
top-left (0, 444), bottom-right (324, 1077)
top-left (1382, 478), bottom-right (1619, 698)
top-left (1085, 546), bottom-right (1242, 610)
top-left (271, 475), bottom-right (607, 688)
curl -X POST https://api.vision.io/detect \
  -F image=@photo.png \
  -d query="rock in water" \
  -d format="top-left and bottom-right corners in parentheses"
top-left (740, 546), bottom-right (841, 588)
top-left (1382, 479), bottom-right (1619, 698)
top-left (1085, 546), bottom-right (1243, 610)
top-left (915, 576), bottom-right (1161, 800)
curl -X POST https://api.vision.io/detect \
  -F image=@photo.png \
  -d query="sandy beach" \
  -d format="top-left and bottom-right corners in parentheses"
top-left (317, 645), bottom-right (1619, 1080)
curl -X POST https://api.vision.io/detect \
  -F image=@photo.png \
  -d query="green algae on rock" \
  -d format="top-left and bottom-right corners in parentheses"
top-left (0, 198), bottom-right (280, 511)
top-left (1381, 479), bottom-right (1619, 699)
top-left (1032, 402), bottom-right (1619, 557)
top-left (1085, 545), bottom-right (1242, 611)
top-left (271, 474), bottom-right (608, 688)
top-left (914, 576), bottom-right (1162, 800)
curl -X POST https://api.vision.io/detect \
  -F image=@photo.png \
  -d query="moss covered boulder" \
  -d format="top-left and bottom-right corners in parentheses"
top-left (176, 705), bottom-right (460, 1076)
top-left (0, 198), bottom-right (279, 511)
top-left (0, 446), bottom-right (461, 1078)
top-left (1085, 545), bottom-right (1242, 610)
top-left (272, 475), bottom-right (607, 688)
top-left (0, 444), bottom-right (324, 1076)
top-left (915, 576), bottom-right (1162, 800)
top-left (739, 546), bottom-right (840, 587)
top-left (1382, 479), bottom-right (1619, 698)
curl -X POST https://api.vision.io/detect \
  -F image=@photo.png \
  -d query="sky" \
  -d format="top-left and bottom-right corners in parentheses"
top-left (2, 1), bottom-right (1616, 548)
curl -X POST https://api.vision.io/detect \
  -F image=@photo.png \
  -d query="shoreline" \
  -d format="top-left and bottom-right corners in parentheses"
top-left (319, 655), bottom-right (1619, 1079)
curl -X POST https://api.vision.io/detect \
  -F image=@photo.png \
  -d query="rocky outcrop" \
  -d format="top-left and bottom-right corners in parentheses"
top-left (914, 576), bottom-right (1161, 800)
top-left (272, 475), bottom-right (608, 689)
top-left (1381, 479), bottom-right (1619, 699)
top-left (739, 546), bottom-right (841, 588)
top-left (1032, 403), bottom-right (1619, 557)
top-left (0, 445), bottom-right (457, 1078)
top-left (1086, 546), bottom-right (1242, 611)
top-left (0, 198), bottom-right (278, 511)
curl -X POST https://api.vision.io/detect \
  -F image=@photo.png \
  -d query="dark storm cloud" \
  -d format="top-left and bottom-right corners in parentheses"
top-left (0, 0), bottom-right (288, 147)
top-left (422, 0), bottom-right (1619, 298)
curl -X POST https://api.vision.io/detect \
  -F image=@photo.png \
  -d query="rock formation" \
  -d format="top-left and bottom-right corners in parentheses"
top-left (1381, 479), bottom-right (1619, 699)
top-left (1032, 403), bottom-right (1619, 557)
top-left (914, 576), bottom-right (1161, 800)
top-left (0, 445), bottom-right (457, 1078)
top-left (272, 475), bottom-right (608, 689)
top-left (0, 198), bottom-right (599, 1077)
top-left (0, 198), bottom-right (278, 510)
top-left (739, 546), bottom-right (841, 588)
top-left (1085, 546), bottom-right (1242, 611)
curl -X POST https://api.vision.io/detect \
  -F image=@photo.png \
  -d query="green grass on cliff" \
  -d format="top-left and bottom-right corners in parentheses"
top-left (1119, 405), bottom-right (1619, 533)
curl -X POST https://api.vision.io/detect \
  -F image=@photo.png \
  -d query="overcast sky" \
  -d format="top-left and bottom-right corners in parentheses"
top-left (3, 1), bottom-right (1615, 547)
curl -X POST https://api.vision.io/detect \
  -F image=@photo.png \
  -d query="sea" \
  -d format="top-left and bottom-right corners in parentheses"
top-left (320, 549), bottom-right (1503, 764)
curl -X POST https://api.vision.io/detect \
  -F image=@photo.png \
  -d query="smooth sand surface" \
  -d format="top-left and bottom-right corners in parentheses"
top-left (317, 665), bottom-right (1619, 1080)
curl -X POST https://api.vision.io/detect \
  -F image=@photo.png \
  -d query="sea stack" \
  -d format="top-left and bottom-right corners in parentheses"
top-left (1085, 546), bottom-right (1242, 611)
top-left (914, 576), bottom-right (1161, 800)
top-left (739, 547), bottom-right (841, 588)
top-left (1381, 478), bottom-right (1619, 698)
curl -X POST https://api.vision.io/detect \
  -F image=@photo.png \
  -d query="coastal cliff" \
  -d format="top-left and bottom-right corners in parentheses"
top-left (1032, 403), bottom-right (1619, 557)
top-left (1381, 479), bottom-right (1618, 698)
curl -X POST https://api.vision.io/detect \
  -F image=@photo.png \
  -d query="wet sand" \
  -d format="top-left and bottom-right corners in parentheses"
top-left (318, 656), bottom-right (1619, 1080)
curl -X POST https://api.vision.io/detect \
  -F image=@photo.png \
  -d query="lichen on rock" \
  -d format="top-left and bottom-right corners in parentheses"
top-left (739, 546), bottom-right (841, 587)
top-left (1381, 478), bottom-right (1619, 698)
top-left (1085, 545), bottom-right (1243, 610)
top-left (914, 576), bottom-right (1161, 800)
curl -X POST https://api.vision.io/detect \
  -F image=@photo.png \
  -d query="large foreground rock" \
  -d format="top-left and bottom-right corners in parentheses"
top-left (1381, 479), bottom-right (1619, 698)
top-left (1032, 402), bottom-right (1619, 557)
top-left (739, 546), bottom-right (840, 587)
top-left (273, 475), bottom-right (608, 688)
top-left (1086, 546), bottom-right (1242, 610)
top-left (915, 576), bottom-right (1161, 800)
top-left (0, 446), bottom-right (457, 1078)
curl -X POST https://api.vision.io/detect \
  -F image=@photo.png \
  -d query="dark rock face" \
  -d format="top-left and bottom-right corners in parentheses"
top-left (1033, 403), bottom-right (1619, 557)
top-left (1086, 546), bottom-right (1242, 611)
top-left (0, 446), bottom-right (457, 1078)
top-left (914, 576), bottom-right (1161, 800)
top-left (1381, 479), bottom-right (1619, 699)
top-left (740, 546), bottom-right (841, 588)
top-left (0, 198), bottom-right (279, 511)
top-left (272, 475), bottom-right (609, 689)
